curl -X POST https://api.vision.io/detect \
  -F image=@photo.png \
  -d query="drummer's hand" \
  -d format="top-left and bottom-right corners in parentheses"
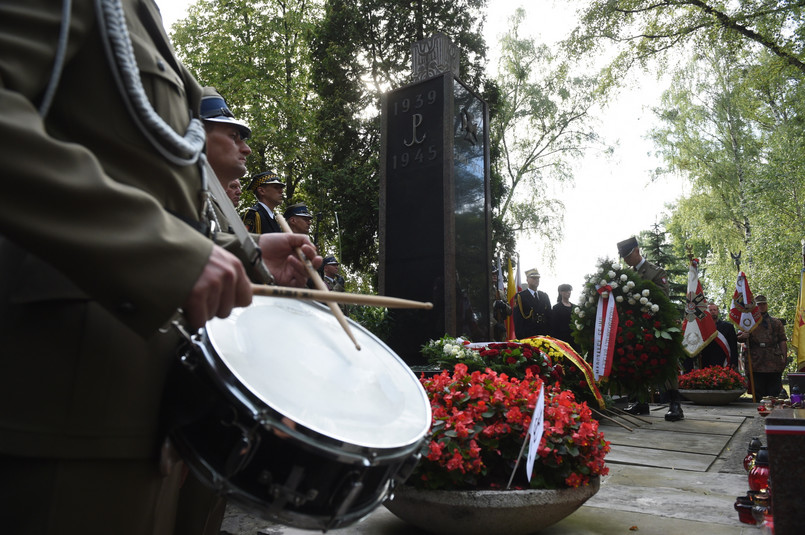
top-left (183, 245), bottom-right (252, 329)
top-left (258, 233), bottom-right (322, 287)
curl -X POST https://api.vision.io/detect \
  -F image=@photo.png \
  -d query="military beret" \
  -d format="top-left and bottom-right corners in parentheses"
top-left (248, 170), bottom-right (285, 191)
top-left (199, 87), bottom-right (251, 140)
top-left (617, 236), bottom-right (639, 258)
top-left (283, 203), bottom-right (313, 220)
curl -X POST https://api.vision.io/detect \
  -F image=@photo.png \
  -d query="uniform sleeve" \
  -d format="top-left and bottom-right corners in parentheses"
top-left (0, 0), bottom-right (213, 336)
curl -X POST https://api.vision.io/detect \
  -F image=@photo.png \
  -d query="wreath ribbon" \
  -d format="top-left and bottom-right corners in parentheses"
top-left (593, 284), bottom-right (619, 381)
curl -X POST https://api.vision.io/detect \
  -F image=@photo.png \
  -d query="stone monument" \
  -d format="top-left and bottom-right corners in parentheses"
top-left (379, 33), bottom-right (491, 365)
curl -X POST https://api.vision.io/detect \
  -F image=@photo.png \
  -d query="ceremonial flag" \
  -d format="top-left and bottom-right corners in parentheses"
top-left (793, 267), bottom-right (805, 370)
top-left (592, 283), bottom-right (618, 380)
top-left (729, 271), bottom-right (761, 333)
top-left (681, 258), bottom-right (718, 356)
top-left (525, 383), bottom-right (546, 482)
top-left (506, 257), bottom-right (522, 340)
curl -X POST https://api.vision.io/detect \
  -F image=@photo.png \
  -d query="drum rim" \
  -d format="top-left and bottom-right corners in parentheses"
top-left (202, 296), bottom-right (432, 450)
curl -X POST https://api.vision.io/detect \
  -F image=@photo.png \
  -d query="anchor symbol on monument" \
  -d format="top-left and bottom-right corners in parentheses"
top-left (404, 113), bottom-right (426, 146)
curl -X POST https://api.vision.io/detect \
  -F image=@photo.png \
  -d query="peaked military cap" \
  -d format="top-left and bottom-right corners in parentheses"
top-left (199, 87), bottom-right (251, 140)
top-left (323, 256), bottom-right (339, 266)
top-left (617, 236), bottom-right (639, 258)
top-left (248, 170), bottom-right (285, 192)
top-left (283, 203), bottom-right (313, 220)
top-left (525, 268), bottom-right (541, 278)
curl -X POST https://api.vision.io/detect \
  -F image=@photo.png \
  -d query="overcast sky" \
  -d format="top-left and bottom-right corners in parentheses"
top-left (156, 0), bottom-right (685, 305)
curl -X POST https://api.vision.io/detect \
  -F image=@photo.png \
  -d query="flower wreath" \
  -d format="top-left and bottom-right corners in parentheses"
top-left (678, 366), bottom-right (747, 391)
top-left (411, 364), bottom-right (610, 491)
top-left (571, 258), bottom-right (683, 398)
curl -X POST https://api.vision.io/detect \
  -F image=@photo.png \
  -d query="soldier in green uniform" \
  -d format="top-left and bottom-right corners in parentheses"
top-left (737, 295), bottom-right (788, 399)
top-left (0, 1), bottom-right (319, 533)
top-left (617, 237), bottom-right (683, 422)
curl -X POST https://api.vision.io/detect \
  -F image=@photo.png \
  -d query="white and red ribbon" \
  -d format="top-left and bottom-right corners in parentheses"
top-left (592, 284), bottom-right (619, 380)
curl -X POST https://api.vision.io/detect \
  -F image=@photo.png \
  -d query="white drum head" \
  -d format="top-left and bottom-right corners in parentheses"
top-left (206, 295), bottom-right (431, 449)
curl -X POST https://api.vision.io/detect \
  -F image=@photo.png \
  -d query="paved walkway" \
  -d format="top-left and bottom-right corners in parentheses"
top-left (219, 397), bottom-right (765, 534)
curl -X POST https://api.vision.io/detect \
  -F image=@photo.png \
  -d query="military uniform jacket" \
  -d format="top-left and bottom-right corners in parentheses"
top-left (513, 289), bottom-right (552, 338)
top-left (747, 314), bottom-right (787, 373)
top-left (243, 203), bottom-right (281, 234)
top-left (0, 0), bottom-right (236, 459)
top-left (635, 259), bottom-right (669, 296)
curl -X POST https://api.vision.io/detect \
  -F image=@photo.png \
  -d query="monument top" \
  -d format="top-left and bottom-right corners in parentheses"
top-left (411, 32), bottom-right (460, 81)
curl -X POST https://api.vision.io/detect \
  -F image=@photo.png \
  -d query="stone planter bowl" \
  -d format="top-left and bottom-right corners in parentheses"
top-left (383, 476), bottom-right (600, 535)
top-left (679, 389), bottom-right (745, 405)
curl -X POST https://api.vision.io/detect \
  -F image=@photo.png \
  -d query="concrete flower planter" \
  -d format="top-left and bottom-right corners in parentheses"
top-left (679, 389), bottom-right (745, 405)
top-left (383, 476), bottom-right (599, 535)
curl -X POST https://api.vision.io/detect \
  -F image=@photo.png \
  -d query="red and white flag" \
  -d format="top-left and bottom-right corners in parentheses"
top-left (681, 258), bottom-right (718, 356)
top-left (729, 271), bottom-right (761, 333)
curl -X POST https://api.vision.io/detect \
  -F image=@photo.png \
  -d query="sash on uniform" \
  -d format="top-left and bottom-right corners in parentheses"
top-left (592, 284), bottom-right (618, 381)
top-left (729, 271), bottom-right (761, 333)
top-left (682, 258), bottom-right (718, 356)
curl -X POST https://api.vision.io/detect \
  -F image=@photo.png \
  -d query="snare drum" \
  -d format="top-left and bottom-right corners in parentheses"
top-left (164, 295), bottom-right (431, 530)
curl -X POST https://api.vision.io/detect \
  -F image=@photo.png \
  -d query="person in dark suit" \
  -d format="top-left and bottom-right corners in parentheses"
top-left (0, 1), bottom-right (319, 533)
top-left (551, 283), bottom-right (578, 350)
top-left (513, 268), bottom-right (552, 338)
top-left (700, 303), bottom-right (739, 369)
top-left (243, 170), bottom-right (285, 233)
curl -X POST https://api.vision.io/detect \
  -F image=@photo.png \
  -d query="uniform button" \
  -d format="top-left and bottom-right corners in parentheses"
top-left (157, 60), bottom-right (166, 71)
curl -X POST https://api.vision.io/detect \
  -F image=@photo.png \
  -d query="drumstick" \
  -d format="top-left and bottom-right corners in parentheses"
top-left (275, 212), bottom-right (361, 351)
top-left (252, 285), bottom-right (433, 309)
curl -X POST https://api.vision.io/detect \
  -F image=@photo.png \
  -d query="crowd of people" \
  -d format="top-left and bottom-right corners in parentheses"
top-left (501, 235), bottom-right (792, 423)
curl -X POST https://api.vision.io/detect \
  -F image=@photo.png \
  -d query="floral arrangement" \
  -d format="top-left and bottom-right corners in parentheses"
top-left (678, 366), bottom-right (747, 391)
top-left (572, 259), bottom-right (684, 399)
top-left (410, 364), bottom-right (610, 491)
top-left (421, 336), bottom-right (559, 383)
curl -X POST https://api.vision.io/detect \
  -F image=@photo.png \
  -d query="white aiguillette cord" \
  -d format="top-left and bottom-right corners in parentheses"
top-left (201, 158), bottom-right (274, 285)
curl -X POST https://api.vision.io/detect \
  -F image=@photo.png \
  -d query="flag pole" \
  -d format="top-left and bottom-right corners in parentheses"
top-left (732, 251), bottom-right (757, 402)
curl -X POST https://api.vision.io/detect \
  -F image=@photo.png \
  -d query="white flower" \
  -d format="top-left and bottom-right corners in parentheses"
top-left (616, 296), bottom-right (624, 302)
top-left (628, 298), bottom-right (636, 305)
top-left (574, 307), bottom-right (580, 314)
top-left (610, 282), bottom-right (619, 289)
top-left (620, 274), bottom-right (628, 282)
top-left (642, 289), bottom-right (650, 297)
top-left (578, 310), bottom-right (585, 318)
top-left (575, 322), bottom-right (583, 330)
top-left (608, 271), bottom-right (616, 279)
top-left (651, 304), bottom-right (659, 313)
top-left (640, 297), bottom-right (648, 305)
top-left (600, 279), bottom-right (608, 286)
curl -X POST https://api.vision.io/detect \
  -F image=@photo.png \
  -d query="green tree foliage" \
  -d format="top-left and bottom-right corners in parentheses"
top-left (309, 0), bottom-right (491, 278)
top-left (492, 8), bottom-right (602, 265)
top-left (651, 45), bottom-right (805, 324)
top-left (170, 0), bottom-right (322, 205)
top-left (567, 0), bottom-right (805, 82)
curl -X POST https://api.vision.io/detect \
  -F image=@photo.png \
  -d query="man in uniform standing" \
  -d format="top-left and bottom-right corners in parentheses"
top-left (513, 268), bottom-right (552, 338)
top-left (617, 237), bottom-right (683, 421)
top-left (283, 202), bottom-right (314, 235)
top-left (0, 1), bottom-right (319, 533)
top-left (243, 170), bottom-right (285, 233)
top-left (737, 295), bottom-right (788, 399)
